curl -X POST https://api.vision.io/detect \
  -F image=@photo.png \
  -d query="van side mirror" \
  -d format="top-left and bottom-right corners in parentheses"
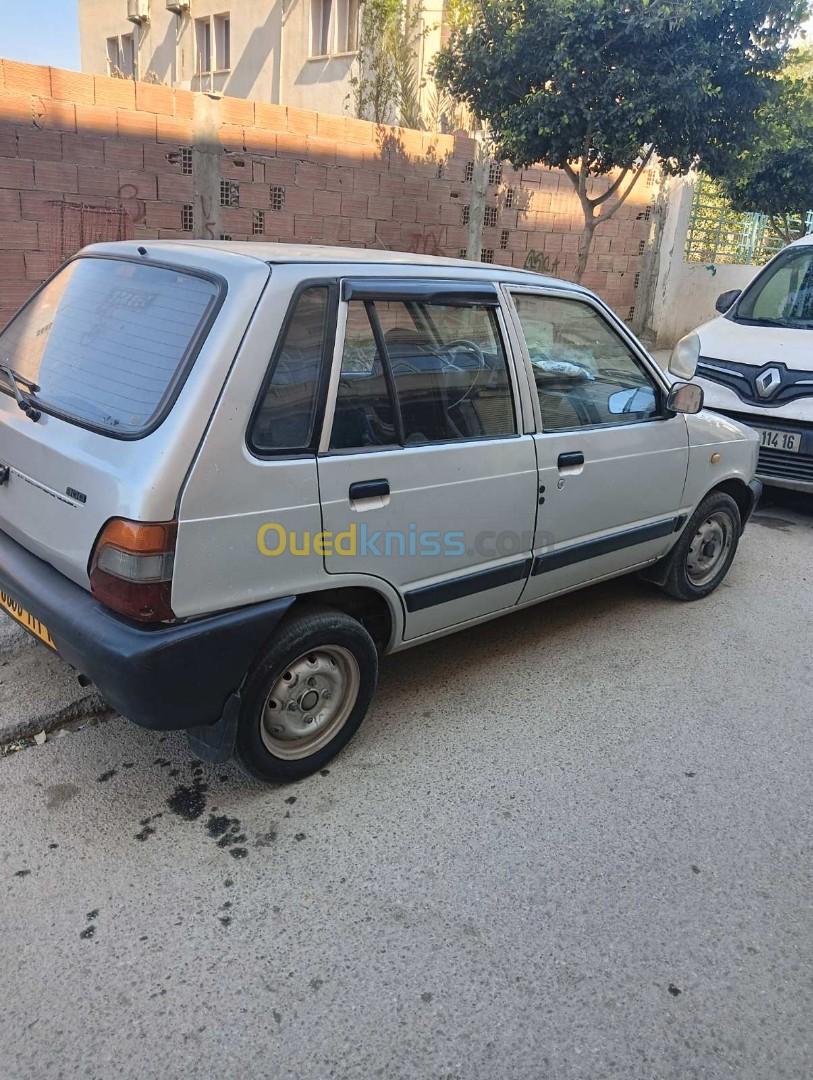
top-left (715, 289), bottom-right (741, 314)
top-left (667, 381), bottom-right (704, 415)
top-left (668, 331), bottom-right (700, 380)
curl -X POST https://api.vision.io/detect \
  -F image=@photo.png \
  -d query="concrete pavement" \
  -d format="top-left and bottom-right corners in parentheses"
top-left (0, 490), bottom-right (811, 1079)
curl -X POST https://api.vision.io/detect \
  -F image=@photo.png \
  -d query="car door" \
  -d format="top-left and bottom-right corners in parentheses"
top-left (316, 278), bottom-right (538, 641)
top-left (504, 286), bottom-right (690, 603)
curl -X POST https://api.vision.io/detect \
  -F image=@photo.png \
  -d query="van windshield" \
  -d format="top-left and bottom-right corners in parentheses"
top-left (734, 244), bottom-right (813, 329)
top-left (0, 257), bottom-right (221, 436)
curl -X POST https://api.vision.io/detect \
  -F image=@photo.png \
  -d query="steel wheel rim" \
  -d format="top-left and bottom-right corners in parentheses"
top-left (686, 511), bottom-right (733, 586)
top-left (260, 645), bottom-right (360, 761)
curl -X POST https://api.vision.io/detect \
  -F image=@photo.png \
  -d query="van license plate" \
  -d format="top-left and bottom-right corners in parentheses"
top-left (757, 428), bottom-right (801, 453)
top-left (0, 590), bottom-right (56, 650)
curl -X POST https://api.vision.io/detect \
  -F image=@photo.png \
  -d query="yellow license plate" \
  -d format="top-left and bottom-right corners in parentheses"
top-left (0, 589), bottom-right (56, 650)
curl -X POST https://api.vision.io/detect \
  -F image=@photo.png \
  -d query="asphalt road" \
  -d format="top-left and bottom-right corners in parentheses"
top-left (1, 490), bottom-right (811, 1080)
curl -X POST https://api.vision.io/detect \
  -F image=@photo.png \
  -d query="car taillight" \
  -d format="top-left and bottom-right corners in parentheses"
top-left (89, 519), bottom-right (177, 623)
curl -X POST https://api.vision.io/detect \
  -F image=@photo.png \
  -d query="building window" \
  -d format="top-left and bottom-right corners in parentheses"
top-left (458, 249), bottom-right (467, 259)
top-left (634, 272), bottom-right (641, 289)
top-left (488, 161), bottom-right (502, 186)
top-left (499, 229), bottom-right (510, 250)
top-left (214, 13), bottom-right (231, 70)
top-left (220, 233), bottom-right (233, 241)
top-left (195, 17), bottom-right (212, 74)
top-left (253, 209), bottom-right (265, 236)
top-left (270, 185), bottom-right (286, 211)
top-left (464, 161), bottom-right (474, 183)
top-left (180, 147), bottom-right (192, 175)
top-left (484, 206), bottom-right (498, 227)
top-left (106, 34), bottom-right (135, 78)
top-left (638, 239), bottom-right (646, 255)
top-left (182, 205), bottom-right (193, 232)
top-left (337, 0), bottom-right (360, 52)
top-left (220, 180), bottom-right (239, 207)
top-left (461, 205), bottom-right (470, 225)
top-left (481, 249), bottom-right (494, 263)
top-left (627, 306), bottom-right (635, 321)
top-left (311, 0), bottom-right (333, 56)
top-left (504, 188), bottom-right (515, 208)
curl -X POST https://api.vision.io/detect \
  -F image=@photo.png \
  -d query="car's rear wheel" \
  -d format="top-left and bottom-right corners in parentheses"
top-left (235, 606), bottom-right (378, 783)
top-left (660, 491), bottom-right (741, 601)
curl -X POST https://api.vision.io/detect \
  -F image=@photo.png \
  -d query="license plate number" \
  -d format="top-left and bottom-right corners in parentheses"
top-left (757, 428), bottom-right (801, 453)
top-left (0, 590), bottom-right (56, 650)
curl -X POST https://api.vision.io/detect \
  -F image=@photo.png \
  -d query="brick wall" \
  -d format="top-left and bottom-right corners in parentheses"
top-left (0, 58), bottom-right (656, 329)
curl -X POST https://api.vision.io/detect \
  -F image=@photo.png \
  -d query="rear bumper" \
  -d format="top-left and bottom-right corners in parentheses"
top-left (0, 528), bottom-right (295, 731)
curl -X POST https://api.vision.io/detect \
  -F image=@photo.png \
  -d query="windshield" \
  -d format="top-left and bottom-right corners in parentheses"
top-left (0, 257), bottom-right (221, 436)
top-left (734, 244), bottom-right (813, 329)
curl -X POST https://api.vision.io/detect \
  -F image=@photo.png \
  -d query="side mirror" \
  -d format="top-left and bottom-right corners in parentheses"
top-left (715, 289), bottom-right (741, 314)
top-left (669, 331), bottom-right (700, 380)
top-left (667, 381), bottom-right (704, 415)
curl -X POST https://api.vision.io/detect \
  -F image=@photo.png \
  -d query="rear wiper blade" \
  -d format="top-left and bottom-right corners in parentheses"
top-left (0, 363), bottom-right (42, 422)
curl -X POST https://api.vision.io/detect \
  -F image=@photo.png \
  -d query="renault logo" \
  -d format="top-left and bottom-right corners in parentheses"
top-left (755, 366), bottom-right (782, 399)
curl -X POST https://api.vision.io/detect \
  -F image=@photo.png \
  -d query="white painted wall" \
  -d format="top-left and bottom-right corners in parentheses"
top-left (650, 178), bottom-right (761, 347)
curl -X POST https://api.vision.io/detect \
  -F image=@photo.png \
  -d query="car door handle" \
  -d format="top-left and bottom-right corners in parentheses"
top-left (557, 452), bottom-right (584, 469)
top-left (349, 479), bottom-right (390, 500)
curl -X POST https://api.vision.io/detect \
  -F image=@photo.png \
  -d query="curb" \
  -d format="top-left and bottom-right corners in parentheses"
top-left (0, 691), bottom-right (113, 748)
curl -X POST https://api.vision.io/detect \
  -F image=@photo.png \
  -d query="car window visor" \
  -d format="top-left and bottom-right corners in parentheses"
top-left (341, 278), bottom-right (500, 306)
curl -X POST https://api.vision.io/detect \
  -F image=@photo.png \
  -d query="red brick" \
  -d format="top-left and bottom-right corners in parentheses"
top-left (174, 89), bottom-right (195, 120)
top-left (145, 203), bottom-right (184, 230)
top-left (0, 189), bottom-right (21, 220)
top-left (275, 131), bottom-right (308, 159)
top-left (2, 220), bottom-right (38, 249)
top-left (117, 109), bottom-right (157, 139)
top-left (243, 127), bottom-right (276, 155)
top-left (104, 140), bottom-right (144, 170)
top-left (61, 133), bottom-right (105, 166)
top-left (239, 182), bottom-right (270, 210)
top-left (135, 81), bottom-right (175, 115)
top-left (0, 95), bottom-right (33, 126)
top-left (0, 252), bottom-right (25, 280)
top-left (326, 166), bottom-right (355, 192)
top-left (341, 192), bottom-right (368, 218)
top-left (16, 131), bottom-right (62, 162)
top-left (2, 157), bottom-right (35, 190)
top-left (350, 217), bottom-right (376, 243)
top-left (50, 68), bottom-right (95, 105)
top-left (75, 103), bottom-right (117, 136)
top-left (321, 216), bottom-right (351, 243)
top-left (313, 189), bottom-right (341, 216)
top-left (118, 169), bottom-right (158, 201)
top-left (220, 96), bottom-right (254, 127)
top-left (254, 102), bottom-right (287, 131)
top-left (316, 113), bottom-right (346, 141)
top-left (379, 174), bottom-right (405, 198)
top-left (220, 153), bottom-right (251, 180)
top-left (143, 142), bottom-right (184, 173)
top-left (218, 124), bottom-right (245, 152)
top-left (221, 207), bottom-right (252, 233)
top-left (24, 251), bottom-right (56, 280)
top-left (281, 186), bottom-right (314, 214)
top-left (372, 220), bottom-right (400, 247)
top-left (353, 168), bottom-right (380, 194)
top-left (0, 132), bottom-right (16, 157)
top-left (293, 214), bottom-right (324, 239)
top-left (20, 190), bottom-right (61, 220)
top-left (286, 106), bottom-right (318, 136)
top-left (264, 157), bottom-right (297, 185)
top-left (1, 60), bottom-right (51, 97)
top-left (392, 199), bottom-right (418, 223)
top-left (32, 159), bottom-right (77, 192)
top-left (403, 175), bottom-right (428, 198)
top-left (94, 76), bottom-right (135, 110)
top-left (295, 161), bottom-right (326, 189)
top-left (36, 98), bottom-right (76, 133)
top-left (77, 166), bottom-right (121, 197)
top-left (415, 201), bottom-right (441, 225)
top-left (157, 114), bottom-right (194, 144)
top-left (344, 117), bottom-right (374, 145)
top-left (367, 195), bottom-right (393, 221)
top-left (306, 136), bottom-right (337, 166)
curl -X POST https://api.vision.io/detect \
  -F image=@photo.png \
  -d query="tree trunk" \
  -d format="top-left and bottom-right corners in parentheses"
top-left (466, 133), bottom-right (489, 261)
top-left (575, 212), bottom-right (597, 283)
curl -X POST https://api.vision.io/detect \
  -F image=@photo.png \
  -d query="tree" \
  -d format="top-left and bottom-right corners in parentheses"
top-left (433, 0), bottom-right (808, 281)
top-left (714, 48), bottom-right (813, 245)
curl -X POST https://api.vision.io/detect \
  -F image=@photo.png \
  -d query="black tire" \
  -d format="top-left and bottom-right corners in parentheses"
top-left (660, 491), bottom-right (742, 601)
top-left (235, 605), bottom-right (378, 783)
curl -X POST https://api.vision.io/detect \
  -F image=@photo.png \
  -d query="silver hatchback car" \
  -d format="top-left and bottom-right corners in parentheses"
top-left (0, 242), bottom-right (760, 781)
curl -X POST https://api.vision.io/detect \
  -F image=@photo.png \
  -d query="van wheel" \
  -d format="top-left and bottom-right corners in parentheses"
top-left (234, 606), bottom-right (378, 783)
top-left (660, 491), bottom-right (741, 601)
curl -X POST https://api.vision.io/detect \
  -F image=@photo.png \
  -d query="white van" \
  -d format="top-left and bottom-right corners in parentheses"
top-left (686, 234), bottom-right (813, 493)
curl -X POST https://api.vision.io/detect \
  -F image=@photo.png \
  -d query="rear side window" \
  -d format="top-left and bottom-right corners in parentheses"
top-left (249, 286), bottom-right (331, 453)
top-left (0, 257), bottom-right (221, 436)
top-left (330, 298), bottom-right (515, 450)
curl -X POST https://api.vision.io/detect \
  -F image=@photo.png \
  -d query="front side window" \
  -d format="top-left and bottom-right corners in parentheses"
top-left (512, 293), bottom-right (661, 432)
top-left (250, 286), bottom-right (331, 453)
top-left (734, 245), bottom-right (813, 329)
top-left (0, 258), bottom-right (220, 436)
top-left (330, 297), bottom-right (515, 450)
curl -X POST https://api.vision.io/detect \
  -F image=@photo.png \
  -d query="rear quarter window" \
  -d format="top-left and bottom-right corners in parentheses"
top-left (0, 257), bottom-right (222, 437)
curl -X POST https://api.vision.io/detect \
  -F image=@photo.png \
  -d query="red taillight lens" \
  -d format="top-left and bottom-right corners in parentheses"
top-left (89, 519), bottom-right (177, 623)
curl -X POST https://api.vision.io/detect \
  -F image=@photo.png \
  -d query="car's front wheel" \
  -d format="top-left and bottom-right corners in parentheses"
top-left (659, 491), bottom-right (742, 601)
top-left (235, 606), bottom-right (378, 783)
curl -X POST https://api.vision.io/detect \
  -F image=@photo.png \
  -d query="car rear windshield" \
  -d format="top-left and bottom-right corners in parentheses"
top-left (0, 257), bottom-right (221, 436)
top-left (734, 244), bottom-right (813, 329)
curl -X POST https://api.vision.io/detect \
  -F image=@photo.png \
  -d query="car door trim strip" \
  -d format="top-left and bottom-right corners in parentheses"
top-left (532, 517), bottom-right (680, 576)
top-left (404, 558), bottom-right (533, 612)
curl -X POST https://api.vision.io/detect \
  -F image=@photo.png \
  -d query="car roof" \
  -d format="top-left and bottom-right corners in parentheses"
top-left (788, 233), bottom-right (813, 249)
top-left (82, 239), bottom-right (588, 294)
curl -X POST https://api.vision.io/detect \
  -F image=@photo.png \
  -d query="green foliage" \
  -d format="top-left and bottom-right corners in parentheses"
top-left (714, 48), bottom-right (813, 242)
top-left (432, 0), bottom-right (808, 277)
top-left (350, 0), bottom-right (430, 127)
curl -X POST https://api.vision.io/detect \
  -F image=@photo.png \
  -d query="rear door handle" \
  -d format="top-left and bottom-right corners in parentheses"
top-left (349, 479), bottom-right (390, 500)
top-left (557, 452), bottom-right (584, 469)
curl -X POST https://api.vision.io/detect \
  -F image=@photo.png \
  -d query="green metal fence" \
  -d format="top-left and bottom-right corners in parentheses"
top-left (684, 176), bottom-right (813, 265)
